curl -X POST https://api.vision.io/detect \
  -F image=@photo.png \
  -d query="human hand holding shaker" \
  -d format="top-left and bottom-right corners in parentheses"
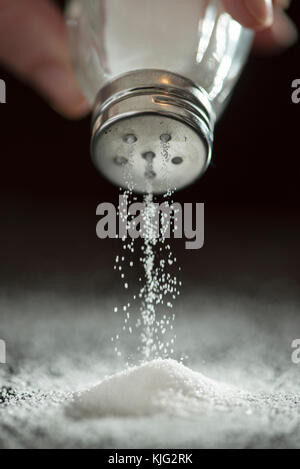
top-left (0, 0), bottom-right (296, 191)
top-left (65, 0), bottom-right (297, 193)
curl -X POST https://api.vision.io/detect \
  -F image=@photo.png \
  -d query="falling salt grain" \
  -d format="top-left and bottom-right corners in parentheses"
top-left (111, 188), bottom-right (181, 361)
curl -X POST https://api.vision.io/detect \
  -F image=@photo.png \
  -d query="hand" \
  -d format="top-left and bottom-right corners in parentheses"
top-left (222, 0), bottom-right (297, 52)
top-left (0, 1), bottom-right (297, 119)
top-left (0, 0), bottom-right (89, 119)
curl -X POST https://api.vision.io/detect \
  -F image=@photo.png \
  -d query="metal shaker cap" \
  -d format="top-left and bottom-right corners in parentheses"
top-left (91, 70), bottom-right (215, 194)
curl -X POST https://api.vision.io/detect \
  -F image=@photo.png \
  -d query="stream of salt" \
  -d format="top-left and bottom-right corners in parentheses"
top-left (111, 189), bottom-right (181, 363)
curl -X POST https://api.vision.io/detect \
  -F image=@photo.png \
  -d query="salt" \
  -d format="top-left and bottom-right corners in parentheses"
top-left (70, 359), bottom-right (244, 419)
top-left (112, 188), bottom-right (181, 362)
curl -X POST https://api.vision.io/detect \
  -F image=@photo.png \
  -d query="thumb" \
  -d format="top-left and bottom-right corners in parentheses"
top-left (222, 0), bottom-right (274, 30)
top-left (0, 0), bottom-right (90, 118)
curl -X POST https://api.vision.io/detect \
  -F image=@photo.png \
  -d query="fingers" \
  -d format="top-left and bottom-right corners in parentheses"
top-left (222, 0), bottom-right (298, 53)
top-left (0, 0), bottom-right (90, 118)
top-left (254, 5), bottom-right (298, 52)
top-left (274, 0), bottom-right (291, 9)
top-left (0, 0), bottom-right (297, 118)
top-left (222, 0), bottom-right (274, 30)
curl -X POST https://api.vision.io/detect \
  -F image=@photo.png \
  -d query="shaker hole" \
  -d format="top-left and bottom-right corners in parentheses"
top-left (123, 134), bottom-right (137, 144)
top-left (171, 157), bottom-right (183, 165)
top-left (114, 156), bottom-right (128, 166)
top-left (145, 170), bottom-right (156, 180)
top-left (142, 151), bottom-right (155, 162)
top-left (160, 134), bottom-right (171, 143)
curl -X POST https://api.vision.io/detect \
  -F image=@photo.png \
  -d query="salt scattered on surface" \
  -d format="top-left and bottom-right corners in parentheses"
top-left (1, 297), bottom-right (300, 448)
top-left (69, 359), bottom-right (245, 419)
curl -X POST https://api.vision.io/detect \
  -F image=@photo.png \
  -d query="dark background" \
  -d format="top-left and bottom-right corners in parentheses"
top-left (0, 2), bottom-right (299, 297)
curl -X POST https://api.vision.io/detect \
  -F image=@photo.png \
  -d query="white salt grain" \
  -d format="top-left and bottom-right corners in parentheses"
top-left (70, 359), bottom-right (242, 419)
top-left (112, 189), bottom-right (181, 362)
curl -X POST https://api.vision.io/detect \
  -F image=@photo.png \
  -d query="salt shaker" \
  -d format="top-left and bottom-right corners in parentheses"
top-left (66, 0), bottom-right (253, 193)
